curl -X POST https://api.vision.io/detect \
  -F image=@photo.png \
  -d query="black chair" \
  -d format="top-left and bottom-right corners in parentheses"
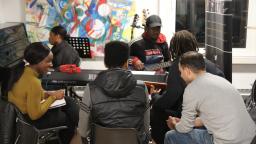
top-left (251, 135), bottom-right (256, 144)
top-left (93, 124), bottom-right (139, 144)
top-left (0, 99), bottom-right (17, 144)
top-left (0, 99), bottom-right (67, 144)
top-left (15, 117), bottom-right (67, 144)
top-left (14, 106), bottom-right (68, 144)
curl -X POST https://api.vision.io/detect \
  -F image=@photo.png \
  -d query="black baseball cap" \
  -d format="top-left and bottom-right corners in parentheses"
top-left (146, 15), bottom-right (162, 27)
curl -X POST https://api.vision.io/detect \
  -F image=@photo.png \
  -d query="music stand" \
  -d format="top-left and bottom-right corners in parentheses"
top-left (67, 37), bottom-right (91, 58)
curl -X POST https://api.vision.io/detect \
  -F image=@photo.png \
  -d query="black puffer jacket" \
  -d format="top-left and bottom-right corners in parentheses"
top-left (90, 68), bottom-right (149, 143)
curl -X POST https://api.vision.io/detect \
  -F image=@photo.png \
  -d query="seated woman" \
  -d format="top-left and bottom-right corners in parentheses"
top-left (7, 42), bottom-right (79, 144)
top-left (49, 25), bottom-right (81, 68)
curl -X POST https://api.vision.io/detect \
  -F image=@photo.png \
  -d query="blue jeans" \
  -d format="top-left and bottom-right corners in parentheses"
top-left (164, 129), bottom-right (213, 144)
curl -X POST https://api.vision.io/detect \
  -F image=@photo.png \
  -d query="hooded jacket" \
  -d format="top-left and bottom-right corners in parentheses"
top-left (78, 68), bottom-right (149, 144)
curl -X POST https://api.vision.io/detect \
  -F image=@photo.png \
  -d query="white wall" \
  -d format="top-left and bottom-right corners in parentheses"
top-left (130, 0), bottom-right (175, 42)
top-left (0, 0), bottom-right (3, 23)
top-left (132, 0), bottom-right (176, 43)
top-left (0, 0), bottom-right (25, 23)
top-left (232, 0), bottom-right (256, 64)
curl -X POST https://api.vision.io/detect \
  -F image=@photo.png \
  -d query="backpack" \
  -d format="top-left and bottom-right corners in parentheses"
top-left (245, 80), bottom-right (256, 123)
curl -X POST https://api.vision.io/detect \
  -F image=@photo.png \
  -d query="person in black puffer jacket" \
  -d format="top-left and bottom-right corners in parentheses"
top-left (150, 30), bottom-right (225, 144)
top-left (78, 41), bottom-right (150, 144)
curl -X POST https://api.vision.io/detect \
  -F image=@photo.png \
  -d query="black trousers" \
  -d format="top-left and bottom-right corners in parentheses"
top-left (150, 108), bottom-right (170, 144)
top-left (25, 96), bottom-right (79, 144)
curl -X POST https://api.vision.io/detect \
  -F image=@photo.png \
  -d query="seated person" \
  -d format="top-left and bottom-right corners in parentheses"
top-left (49, 25), bottom-right (81, 68)
top-left (7, 42), bottom-right (79, 144)
top-left (129, 15), bottom-right (170, 72)
top-left (165, 51), bottom-right (256, 144)
top-left (150, 30), bottom-right (224, 144)
top-left (78, 41), bottom-right (150, 144)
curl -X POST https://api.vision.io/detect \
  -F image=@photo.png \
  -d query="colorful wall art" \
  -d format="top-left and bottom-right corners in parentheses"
top-left (25, 0), bottom-right (136, 56)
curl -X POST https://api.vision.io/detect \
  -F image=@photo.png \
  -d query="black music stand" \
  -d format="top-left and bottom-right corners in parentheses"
top-left (67, 37), bottom-right (91, 58)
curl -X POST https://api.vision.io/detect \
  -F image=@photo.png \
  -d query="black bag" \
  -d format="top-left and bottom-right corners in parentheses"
top-left (245, 80), bottom-right (256, 123)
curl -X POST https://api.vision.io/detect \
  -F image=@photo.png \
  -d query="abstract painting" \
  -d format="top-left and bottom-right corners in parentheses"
top-left (25, 0), bottom-right (136, 56)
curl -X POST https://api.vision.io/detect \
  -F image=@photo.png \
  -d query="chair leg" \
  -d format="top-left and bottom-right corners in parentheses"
top-left (57, 131), bottom-right (63, 144)
top-left (14, 134), bottom-right (21, 144)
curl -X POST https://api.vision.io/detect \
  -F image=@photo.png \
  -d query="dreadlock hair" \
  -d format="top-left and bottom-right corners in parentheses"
top-left (170, 30), bottom-right (199, 60)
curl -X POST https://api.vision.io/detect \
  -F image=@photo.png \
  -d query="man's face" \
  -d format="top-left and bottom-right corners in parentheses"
top-left (147, 26), bottom-right (161, 40)
top-left (179, 63), bottom-right (192, 84)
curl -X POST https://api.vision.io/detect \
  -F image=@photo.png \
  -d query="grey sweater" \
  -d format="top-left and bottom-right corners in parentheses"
top-left (176, 73), bottom-right (256, 144)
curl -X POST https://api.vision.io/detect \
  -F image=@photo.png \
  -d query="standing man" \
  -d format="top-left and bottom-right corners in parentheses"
top-left (129, 15), bottom-right (170, 71)
top-left (165, 51), bottom-right (256, 144)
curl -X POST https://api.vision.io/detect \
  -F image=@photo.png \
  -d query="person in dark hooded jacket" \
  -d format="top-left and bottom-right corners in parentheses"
top-left (129, 15), bottom-right (171, 72)
top-left (78, 41), bottom-right (150, 144)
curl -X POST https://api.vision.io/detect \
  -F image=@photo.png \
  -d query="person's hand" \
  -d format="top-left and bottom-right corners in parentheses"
top-left (133, 60), bottom-right (144, 70)
top-left (149, 85), bottom-right (161, 94)
top-left (194, 117), bottom-right (204, 127)
top-left (155, 68), bottom-right (165, 74)
top-left (50, 90), bottom-right (65, 100)
top-left (166, 116), bottom-right (180, 129)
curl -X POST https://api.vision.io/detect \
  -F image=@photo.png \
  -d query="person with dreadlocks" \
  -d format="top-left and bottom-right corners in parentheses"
top-left (150, 30), bottom-right (224, 144)
top-left (129, 15), bottom-right (171, 72)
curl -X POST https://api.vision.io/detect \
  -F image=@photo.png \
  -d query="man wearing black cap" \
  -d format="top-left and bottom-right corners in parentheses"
top-left (129, 15), bottom-right (171, 72)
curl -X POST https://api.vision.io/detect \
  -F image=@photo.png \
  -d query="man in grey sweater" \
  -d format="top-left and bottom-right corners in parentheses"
top-left (164, 51), bottom-right (256, 144)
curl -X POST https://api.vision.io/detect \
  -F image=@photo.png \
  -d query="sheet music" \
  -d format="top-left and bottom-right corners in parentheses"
top-left (41, 98), bottom-right (66, 109)
top-left (131, 71), bottom-right (155, 75)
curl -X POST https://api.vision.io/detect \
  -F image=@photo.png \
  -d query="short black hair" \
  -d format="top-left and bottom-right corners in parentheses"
top-left (104, 41), bottom-right (129, 68)
top-left (179, 51), bottom-right (205, 73)
top-left (170, 30), bottom-right (198, 59)
top-left (50, 25), bottom-right (69, 40)
top-left (24, 42), bottom-right (50, 65)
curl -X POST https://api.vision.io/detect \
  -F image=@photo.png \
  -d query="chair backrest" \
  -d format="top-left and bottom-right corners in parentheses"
top-left (251, 80), bottom-right (256, 102)
top-left (16, 118), bottom-right (39, 144)
top-left (93, 124), bottom-right (138, 144)
top-left (0, 99), bottom-right (17, 144)
top-left (251, 134), bottom-right (256, 144)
